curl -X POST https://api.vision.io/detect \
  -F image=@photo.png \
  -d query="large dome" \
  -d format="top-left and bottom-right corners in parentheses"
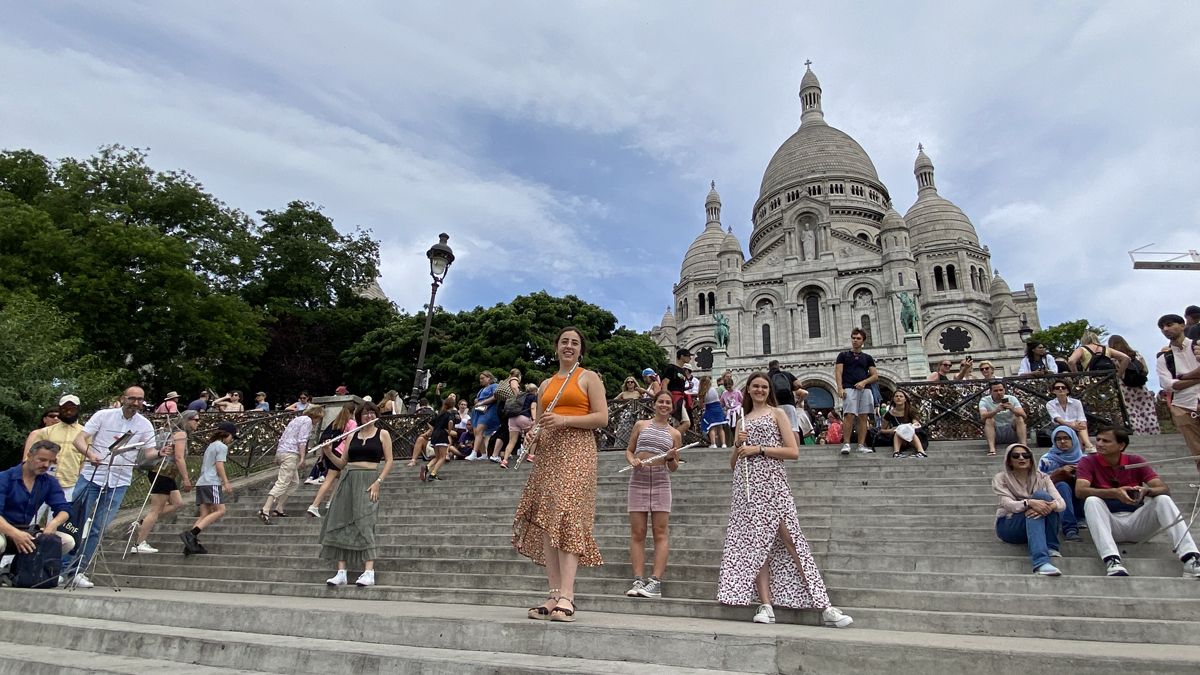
top-left (759, 122), bottom-right (882, 198)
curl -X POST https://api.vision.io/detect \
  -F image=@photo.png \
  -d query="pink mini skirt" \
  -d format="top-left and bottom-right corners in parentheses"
top-left (627, 464), bottom-right (672, 513)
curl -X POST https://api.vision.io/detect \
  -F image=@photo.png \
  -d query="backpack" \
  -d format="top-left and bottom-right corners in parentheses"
top-left (1085, 345), bottom-right (1116, 372)
top-left (770, 371), bottom-right (792, 400)
top-left (1121, 356), bottom-right (1148, 388)
top-left (503, 392), bottom-right (525, 417)
top-left (11, 532), bottom-right (62, 588)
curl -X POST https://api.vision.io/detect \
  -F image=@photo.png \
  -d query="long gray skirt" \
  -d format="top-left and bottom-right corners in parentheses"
top-left (319, 466), bottom-right (379, 565)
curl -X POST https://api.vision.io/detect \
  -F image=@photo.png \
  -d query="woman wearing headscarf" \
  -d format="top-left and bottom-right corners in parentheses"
top-left (1038, 425), bottom-right (1085, 541)
top-left (993, 443), bottom-right (1067, 576)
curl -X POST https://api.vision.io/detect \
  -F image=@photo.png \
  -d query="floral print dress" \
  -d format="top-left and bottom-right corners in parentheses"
top-left (717, 412), bottom-right (831, 609)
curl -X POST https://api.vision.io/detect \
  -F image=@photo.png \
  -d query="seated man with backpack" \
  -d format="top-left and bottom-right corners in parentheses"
top-left (0, 441), bottom-right (75, 587)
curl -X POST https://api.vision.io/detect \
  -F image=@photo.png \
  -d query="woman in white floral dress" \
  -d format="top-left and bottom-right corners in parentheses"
top-left (717, 372), bottom-right (853, 628)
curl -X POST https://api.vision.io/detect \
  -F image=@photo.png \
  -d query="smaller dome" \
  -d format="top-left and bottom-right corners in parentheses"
top-left (720, 227), bottom-right (743, 256)
top-left (880, 207), bottom-right (906, 233)
top-left (660, 307), bottom-right (676, 327)
top-left (800, 65), bottom-right (820, 91)
top-left (914, 143), bottom-right (933, 171)
top-left (706, 180), bottom-right (721, 206)
top-left (680, 226), bottom-right (726, 279)
top-left (989, 271), bottom-right (1012, 298)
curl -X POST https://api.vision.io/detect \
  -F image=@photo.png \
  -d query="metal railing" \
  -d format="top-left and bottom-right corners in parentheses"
top-left (894, 371), bottom-right (1130, 441)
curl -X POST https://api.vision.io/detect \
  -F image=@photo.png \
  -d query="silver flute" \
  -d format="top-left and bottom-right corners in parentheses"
top-left (618, 441), bottom-right (701, 472)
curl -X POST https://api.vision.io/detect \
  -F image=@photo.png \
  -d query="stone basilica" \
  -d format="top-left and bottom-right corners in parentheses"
top-left (649, 65), bottom-right (1042, 408)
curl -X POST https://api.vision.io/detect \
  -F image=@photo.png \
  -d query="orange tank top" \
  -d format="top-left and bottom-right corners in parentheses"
top-left (541, 369), bottom-right (591, 417)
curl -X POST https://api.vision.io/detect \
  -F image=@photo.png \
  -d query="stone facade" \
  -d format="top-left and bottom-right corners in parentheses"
top-left (650, 65), bottom-right (1041, 406)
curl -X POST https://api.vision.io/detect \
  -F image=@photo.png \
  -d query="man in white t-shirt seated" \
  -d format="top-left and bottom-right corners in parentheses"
top-left (979, 381), bottom-right (1027, 457)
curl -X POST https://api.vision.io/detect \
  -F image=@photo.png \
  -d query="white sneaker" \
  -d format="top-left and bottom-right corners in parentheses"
top-left (752, 603), bottom-right (775, 624)
top-left (355, 570), bottom-right (375, 587)
top-left (840, 444), bottom-right (852, 456)
top-left (1034, 563), bottom-right (1062, 576)
top-left (1105, 558), bottom-right (1129, 577)
top-left (488, 456), bottom-right (501, 463)
top-left (1048, 549), bottom-right (1062, 558)
top-left (303, 477), bottom-right (318, 485)
top-left (72, 572), bottom-right (95, 588)
top-left (856, 445), bottom-right (874, 454)
top-left (315, 476), bottom-right (325, 484)
top-left (130, 541), bottom-right (158, 554)
top-left (821, 606), bottom-right (853, 628)
top-left (326, 570), bottom-right (347, 586)
top-left (465, 452), bottom-right (480, 461)
top-left (1182, 557), bottom-right (1200, 578)
top-left (708, 444), bottom-right (719, 448)
top-left (306, 505), bottom-right (322, 518)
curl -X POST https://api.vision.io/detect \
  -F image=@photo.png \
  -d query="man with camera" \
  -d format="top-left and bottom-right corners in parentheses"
top-left (979, 381), bottom-right (1028, 456)
top-left (1075, 427), bottom-right (1200, 577)
top-left (0, 441), bottom-right (76, 584)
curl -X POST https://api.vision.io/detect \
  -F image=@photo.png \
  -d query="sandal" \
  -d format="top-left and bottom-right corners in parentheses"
top-left (528, 589), bottom-right (559, 620)
top-left (891, 451), bottom-right (902, 458)
top-left (270, 510), bottom-right (289, 518)
top-left (500, 459), bottom-right (508, 469)
top-left (258, 511), bottom-right (271, 525)
top-left (915, 451), bottom-right (928, 459)
top-left (550, 596), bottom-right (576, 623)
top-left (986, 450), bottom-right (997, 456)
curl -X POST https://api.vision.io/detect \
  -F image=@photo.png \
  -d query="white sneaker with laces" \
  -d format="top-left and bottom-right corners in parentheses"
top-left (625, 578), bottom-right (645, 597)
top-left (1034, 563), bottom-right (1062, 576)
top-left (355, 570), bottom-right (375, 587)
top-left (465, 452), bottom-right (480, 461)
top-left (306, 505), bottom-right (322, 518)
top-left (856, 445), bottom-right (873, 454)
top-left (303, 477), bottom-right (318, 485)
top-left (315, 476), bottom-right (325, 484)
top-left (326, 570), bottom-right (348, 586)
top-left (1182, 557), bottom-right (1200, 578)
top-left (821, 606), bottom-right (853, 628)
top-left (130, 541), bottom-right (158, 554)
top-left (839, 444), bottom-right (852, 456)
top-left (489, 456), bottom-right (501, 463)
top-left (752, 603), bottom-right (775, 624)
top-left (1105, 558), bottom-right (1129, 577)
top-left (72, 572), bottom-right (95, 588)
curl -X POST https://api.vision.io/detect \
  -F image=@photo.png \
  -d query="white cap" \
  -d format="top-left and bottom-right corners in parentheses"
top-left (59, 394), bottom-right (81, 406)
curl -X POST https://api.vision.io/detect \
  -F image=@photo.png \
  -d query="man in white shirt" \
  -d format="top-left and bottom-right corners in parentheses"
top-left (64, 386), bottom-right (156, 587)
top-left (1156, 314), bottom-right (1200, 469)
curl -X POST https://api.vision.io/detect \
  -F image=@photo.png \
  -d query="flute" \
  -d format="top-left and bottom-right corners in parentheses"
top-left (618, 441), bottom-right (701, 472)
top-left (308, 418), bottom-right (378, 455)
top-left (729, 408), bottom-right (751, 502)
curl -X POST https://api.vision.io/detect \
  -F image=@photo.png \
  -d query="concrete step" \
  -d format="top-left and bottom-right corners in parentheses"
top-left (0, 640), bottom-right (260, 674)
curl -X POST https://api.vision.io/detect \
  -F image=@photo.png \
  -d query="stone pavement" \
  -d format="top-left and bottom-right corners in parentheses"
top-left (2, 437), bottom-right (1199, 673)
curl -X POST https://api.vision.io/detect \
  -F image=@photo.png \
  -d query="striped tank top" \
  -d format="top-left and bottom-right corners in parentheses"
top-left (635, 422), bottom-right (674, 456)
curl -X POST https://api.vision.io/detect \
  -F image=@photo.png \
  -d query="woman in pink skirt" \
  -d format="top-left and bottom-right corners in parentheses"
top-left (719, 372), bottom-right (853, 628)
top-left (623, 391), bottom-right (681, 599)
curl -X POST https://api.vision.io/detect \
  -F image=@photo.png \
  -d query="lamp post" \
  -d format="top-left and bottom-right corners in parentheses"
top-left (1018, 312), bottom-right (1034, 342)
top-left (409, 233), bottom-right (455, 413)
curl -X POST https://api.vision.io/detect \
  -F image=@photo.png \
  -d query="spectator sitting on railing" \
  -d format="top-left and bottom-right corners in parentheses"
top-left (1045, 378), bottom-right (1095, 453)
top-left (979, 381), bottom-right (1027, 457)
top-left (993, 443), bottom-right (1066, 576)
top-left (252, 391), bottom-right (270, 412)
top-left (1038, 425), bottom-right (1085, 541)
top-left (614, 377), bottom-right (642, 401)
top-left (878, 391), bottom-right (928, 458)
top-left (1018, 341), bottom-right (1057, 377)
top-left (1075, 427), bottom-right (1200, 577)
top-left (285, 392), bottom-right (311, 412)
top-left (926, 357), bottom-right (972, 382)
top-left (977, 360), bottom-right (997, 381)
top-left (640, 369), bottom-right (660, 399)
top-left (186, 391), bottom-right (210, 413)
top-left (212, 391), bottom-right (244, 413)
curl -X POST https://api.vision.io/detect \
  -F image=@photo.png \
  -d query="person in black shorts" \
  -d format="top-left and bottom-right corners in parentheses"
top-left (421, 395), bottom-right (459, 482)
top-left (661, 348), bottom-right (694, 434)
top-left (183, 422), bottom-right (237, 555)
top-left (131, 410), bottom-right (198, 554)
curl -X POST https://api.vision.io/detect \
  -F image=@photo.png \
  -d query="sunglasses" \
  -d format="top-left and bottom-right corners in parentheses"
top-left (1052, 386), bottom-right (1068, 391)
top-left (1009, 453), bottom-right (1032, 460)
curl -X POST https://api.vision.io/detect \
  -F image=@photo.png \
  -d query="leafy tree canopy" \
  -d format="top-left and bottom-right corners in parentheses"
top-left (1028, 319), bottom-right (1107, 357)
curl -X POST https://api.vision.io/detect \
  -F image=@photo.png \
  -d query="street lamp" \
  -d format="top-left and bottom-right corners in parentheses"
top-left (409, 233), bottom-right (455, 413)
top-left (1018, 312), bottom-right (1034, 342)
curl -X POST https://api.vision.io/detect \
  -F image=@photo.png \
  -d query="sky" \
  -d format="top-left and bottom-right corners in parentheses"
top-left (2, 1), bottom-right (1198, 379)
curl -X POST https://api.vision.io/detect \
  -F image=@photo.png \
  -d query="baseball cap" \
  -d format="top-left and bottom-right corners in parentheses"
top-left (217, 421), bottom-right (239, 439)
top-left (641, 368), bottom-right (655, 377)
top-left (58, 394), bottom-right (81, 406)
top-left (1186, 305), bottom-right (1200, 317)
top-left (256, 391), bottom-right (267, 397)
top-left (335, 385), bottom-right (349, 395)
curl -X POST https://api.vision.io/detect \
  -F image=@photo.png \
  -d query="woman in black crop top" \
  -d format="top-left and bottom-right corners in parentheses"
top-left (318, 402), bottom-right (393, 587)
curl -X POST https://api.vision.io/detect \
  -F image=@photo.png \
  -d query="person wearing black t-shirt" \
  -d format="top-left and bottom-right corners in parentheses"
top-left (661, 348), bottom-right (694, 434)
top-left (834, 328), bottom-right (879, 455)
top-left (421, 395), bottom-right (459, 482)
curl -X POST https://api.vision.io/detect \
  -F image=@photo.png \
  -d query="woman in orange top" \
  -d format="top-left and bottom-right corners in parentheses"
top-left (512, 326), bottom-right (608, 623)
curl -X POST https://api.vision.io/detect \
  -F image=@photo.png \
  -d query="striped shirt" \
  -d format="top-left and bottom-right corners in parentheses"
top-left (635, 422), bottom-right (674, 457)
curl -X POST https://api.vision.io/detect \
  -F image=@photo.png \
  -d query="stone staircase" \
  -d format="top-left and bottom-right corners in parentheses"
top-left (3, 437), bottom-right (1200, 673)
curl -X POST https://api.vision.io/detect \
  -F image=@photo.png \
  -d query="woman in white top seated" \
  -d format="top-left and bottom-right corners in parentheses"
top-left (1045, 378), bottom-right (1094, 452)
top-left (1018, 341), bottom-right (1057, 376)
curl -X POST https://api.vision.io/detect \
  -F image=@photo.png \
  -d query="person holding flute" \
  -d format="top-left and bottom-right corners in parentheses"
top-left (623, 390), bottom-right (682, 599)
top-left (717, 372), bottom-right (853, 628)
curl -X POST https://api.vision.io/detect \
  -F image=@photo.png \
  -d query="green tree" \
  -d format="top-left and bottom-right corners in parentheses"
top-left (1029, 319), bottom-right (1107, 357)
top-left (0, 293), bottom-right (128, 467)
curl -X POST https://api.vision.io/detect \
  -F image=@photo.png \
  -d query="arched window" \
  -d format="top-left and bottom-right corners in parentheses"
top-left (762, 324), bottom-right (772, 355)
top-left (698, 293), bottom-right (706, 315)
top-left (934, 267), bottom-right (945, 292)
top-left (947, 264), bottom-right (958, 290)
top-left (805, 293), bottom-right (821, 338)
top-left (727, 291), bottom-right (731, 304)
top-left (860, 315), bottom-right (872, 346)
top-left (708, 292), bottom-right (716, 313)
top-left (970, 265), bottom-right (978, 290)
top-left (898, 272), bottom-right (904, 286)
top-left (856, 233), bottom-right (869, 242)
top-left (683, 298), bottom-right (688, 319)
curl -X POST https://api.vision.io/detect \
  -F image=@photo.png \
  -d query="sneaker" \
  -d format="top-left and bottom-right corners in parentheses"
top-left (72, 572), bottom-right (95, 589)
top-left (752, 603), bottom-right (775, 624)
top-left (1105, 558), bottom-right (1129, 577)
top-left (821, 606), bottom-right (853, 628)
top-left (840, 444), bottom-right (852, 456)
top-left (355, 570), bottom-right (375, 587)
top-left (432, 473), bottom-right (444, 481)
top-left (1182, 557), bottom-right (1200, 578)
top-left (856, 445), bottom-right (873, 454)
top-left (303, 477), bottom-right (319, 485)
top-left (193, 540), bottom-right (209, 555)
top-left (1034, 563), bottom-right (1062, 576)
top-left (488, 456), bottom-right (501, 463)
top-left (465, 452), bottom-right (480, 461)
top-left (1078, 520), bottom-right (1088, 530)
top-left (326, 570), bottom-right (347, 586)
top-left (179, 530), bottom-right (201, 554)
top-left (130, 541), bottom-right (158, 554)
top-left (1049, 549), bottom-right (1062, 558)
top-left (1063, 529), bottom-right (1081, 542)
top-left (625, 577), bottom-right (645, 597)
top-left (708, 444), bottom-right (719, 448)
top-left (637, 577), bottom-right (662, 598)
top-left (315, 476), bottom-right (325, 484)
top-left (306, 505), bottom-right (322, 518)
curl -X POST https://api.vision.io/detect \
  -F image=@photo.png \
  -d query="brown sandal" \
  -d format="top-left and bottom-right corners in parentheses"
top-left (549, 596), bottom-right (576, 623)
top-left (528, 589), bottom-right (559, 620)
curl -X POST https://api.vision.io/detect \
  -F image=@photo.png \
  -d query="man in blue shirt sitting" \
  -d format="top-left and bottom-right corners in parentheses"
top-left (0, 441), bottom-right (75, 571)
